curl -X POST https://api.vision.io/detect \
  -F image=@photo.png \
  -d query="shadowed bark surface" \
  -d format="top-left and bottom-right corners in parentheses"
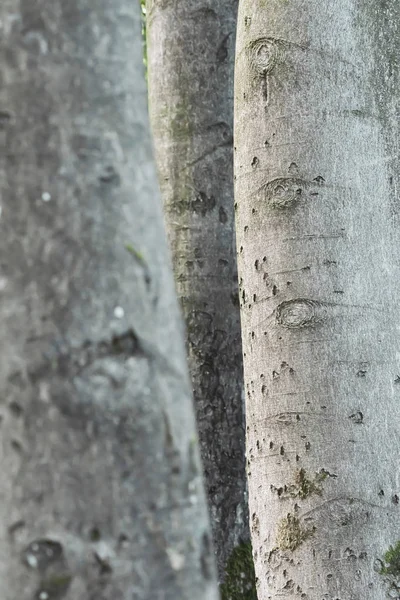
top-left (147, 0), bottom-right (251, 584)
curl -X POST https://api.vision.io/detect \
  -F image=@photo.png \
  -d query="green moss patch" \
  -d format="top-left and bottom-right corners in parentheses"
top-left (378, 541), bottom-right (400, 596)
top-left (380, 541), bottom-right (400, 577)
top-left (220, 541), bottom-right (257, 600)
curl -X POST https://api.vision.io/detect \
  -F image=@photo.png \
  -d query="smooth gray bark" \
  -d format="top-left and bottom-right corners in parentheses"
top-left (146, 0), bottom-right (252, 584)
top-left (0, 1), bottom-right (219, 598)
top-left (234, 1), bottom-right (400, 598)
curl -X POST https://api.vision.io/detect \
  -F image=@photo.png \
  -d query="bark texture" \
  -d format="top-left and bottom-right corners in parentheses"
top-left (234, 1), bottom-right (400, 598)
top-left (0, 1), bottom-right (219, 598)
top-left (146, 0), bottom-right (252, 585)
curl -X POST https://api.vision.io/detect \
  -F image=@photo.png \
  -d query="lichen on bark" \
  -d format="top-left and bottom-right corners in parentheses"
top-left (275, 514), bottom-right (315, 552)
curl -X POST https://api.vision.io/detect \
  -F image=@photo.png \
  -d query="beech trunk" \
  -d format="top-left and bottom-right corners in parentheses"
top-left (147, 0), bottom-right (252, 584)
top-left (0, 1), bottom-right (218, 598)
top-left (234, 1), bottom-right (400, 598)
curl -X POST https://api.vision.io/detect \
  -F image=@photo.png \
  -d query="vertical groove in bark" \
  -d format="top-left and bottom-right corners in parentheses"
top-left (235, 0), bottom-right (400, 598)
top-left (0, 1), bottom-right (219, 598)
top-left (147, 0), bottom-right (252, 584)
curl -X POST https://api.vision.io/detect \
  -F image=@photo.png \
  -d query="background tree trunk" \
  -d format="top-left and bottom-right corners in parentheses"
top-left (146, 0), bottom-right (253, 589)
top-left (0, 1), bottom-right (219, 598)
top-left (235, 1), bottom-right (400, 598)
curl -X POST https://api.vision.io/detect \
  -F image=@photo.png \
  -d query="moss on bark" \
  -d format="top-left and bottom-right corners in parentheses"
top-left (220, 542), bottom-right (257, 600)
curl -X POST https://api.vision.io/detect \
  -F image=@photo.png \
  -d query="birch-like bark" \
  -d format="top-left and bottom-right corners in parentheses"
top-left (147, 0), bottom-right (252, 584)
top-left (0, 1), bottom-right (218, 598)
top-left (235, 1), bottom-right (400, 598)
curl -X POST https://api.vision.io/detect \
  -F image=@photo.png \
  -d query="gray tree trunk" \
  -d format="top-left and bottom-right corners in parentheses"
top-left (146, 0), bottom-right (253, 588)
top-left (235, 1), bottom-right (400, 598)
top-left (0, 1), bottom-right (219, 599)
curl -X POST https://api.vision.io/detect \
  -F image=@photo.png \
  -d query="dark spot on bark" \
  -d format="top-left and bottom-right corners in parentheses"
top-left (8, 520), bottom-right (25, 536)
top-left (231, 292), bottom-right (239, 307)
top-left (94, 549), bottom-right (113, 575)
top-left (118, 534), bottom-right (129, 548)
top-left (378, 489), bottom-right (385, 497)
top-left (392, 495), bottom-right (399, 505)
top-left (23, 540), bottom-right (63, 571)
top-left (98, 165), bottom-right (120, 185)
top-left (8, 370), bottom-right (25, 387)
top-left (219, 206), bottom-right (228, 224)
top-left (185, 260), bottom-right (194, 270)
top-left (176, 191), bottom-right (216, 216)
top-left (349, 411), bottom-right (364, 424)
top-left (357, 369), bottom-right (367, 377)
top-left (9, 401), bottom-right (23, 416)
top-left (216, 32), bottom-right (231, 62)
top-left (323, 259), bottom-right (337, 266)
top-left (314, 175), bottom-right (325, 184)
top-left (111, 330), bottom-right (139, 355)
top-left (0, 110), bottom-right (12, 128)
top-left (201, 532), bottom-right (213, 579)
top-left (89, 527), bottom-right (101, 542)
top-left (251, 156), bottom-right (259, 168)
top-left (192, 191), bottom-right (216, 216)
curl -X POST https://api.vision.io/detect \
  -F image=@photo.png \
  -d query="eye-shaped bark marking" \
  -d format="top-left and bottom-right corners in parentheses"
top-left (260, 177), bottom-right (311, 209)
top-left (246, 37), bottom-right (307, 103)
top-left (276, 299), bottom-right (324, 329)
top-left (255, 175), bottom-right (326, 210)
top-left (247, 38), bottom-right (284, 76)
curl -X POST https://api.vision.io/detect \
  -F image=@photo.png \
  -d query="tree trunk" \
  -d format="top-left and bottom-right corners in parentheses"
top-left (146, 0), bottom-right (253, 589)
top-left (0, 1), bottom-right (218, 598)
top-left (235, 1), bottom-right (400, 598)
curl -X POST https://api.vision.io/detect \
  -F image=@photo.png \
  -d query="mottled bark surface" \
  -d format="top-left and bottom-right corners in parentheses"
top-left (147, 0), bottom-right (251, 584)
top-left (235, 1), bottom-right (400, 598)
top-left (0, 1), bottom-right (219, 598)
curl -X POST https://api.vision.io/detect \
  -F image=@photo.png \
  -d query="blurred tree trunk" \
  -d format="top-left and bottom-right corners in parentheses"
top-left (235, 1), bottom-right (400, 598)
top-left (146, 0), bottom-right (253, 588)
top-left (0, 1), bottom-right (218, 598)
